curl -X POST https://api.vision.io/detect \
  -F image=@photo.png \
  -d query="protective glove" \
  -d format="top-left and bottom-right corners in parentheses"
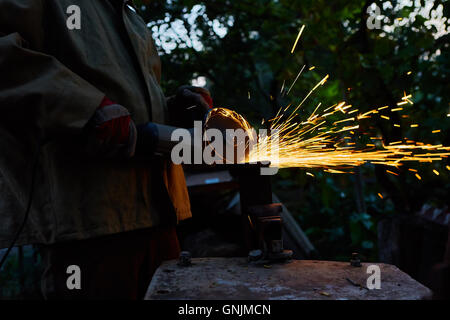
top-left (84, 97), bottom-right (137, 158)
top-left (167, 85), bottom-right (213, 128)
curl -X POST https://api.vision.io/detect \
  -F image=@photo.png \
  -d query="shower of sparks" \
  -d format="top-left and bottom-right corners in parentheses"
top-left (209, 27), bottom-right (449, 177)
top-left (228, 71), bottom-right (450, 172)
top-left (242, 83), bottom-right (450, 171)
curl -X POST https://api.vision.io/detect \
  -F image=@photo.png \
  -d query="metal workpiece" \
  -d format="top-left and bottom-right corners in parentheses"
top-left (227, 162), bottom-right (292, 264)
top-left (246, 203), bottom-right (293, 264)
top-left (145, 258), bottom-right (432, 300)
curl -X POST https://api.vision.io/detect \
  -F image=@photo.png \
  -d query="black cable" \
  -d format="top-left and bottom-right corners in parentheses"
top-left (0, 142), bottom-right (42, 271)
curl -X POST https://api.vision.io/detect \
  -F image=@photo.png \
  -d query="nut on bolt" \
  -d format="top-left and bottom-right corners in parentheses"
top-left (179, 251), bottom-right (192, 266)
top-left (248, 249), bottom-right (263, 262)
top-left (350, 252), bottom-right (362, 267)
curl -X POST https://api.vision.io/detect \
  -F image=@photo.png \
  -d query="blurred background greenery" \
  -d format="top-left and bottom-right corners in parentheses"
top-left (135, 0), bottom-right (449, 261)
top-left (1, 0), bottom-right (449, 298)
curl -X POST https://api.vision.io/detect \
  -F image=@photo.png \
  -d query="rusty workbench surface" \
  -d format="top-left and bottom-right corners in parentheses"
top-left (145, 258), bottom-right (432, 300)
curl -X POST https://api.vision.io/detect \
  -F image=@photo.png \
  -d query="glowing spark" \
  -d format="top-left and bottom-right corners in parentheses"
top-left (394, 124), bottom-right (401, 127)
top-left (309, 66), bottom-right (316, 71)
top-left (407, 71), bottom-right (412, 75)
top-left (378, 193), bottom-right (383, 199)
top-left (415, 173), bottom-right (422, 180)
top-left (395, 92), bottom-right (414, 107)
top-left (291, 25), bottom-right (305, 54)
top-left (386, 170), bottom-right (399, 176)
top-left (280, 80), bottom-right (286, 94)
top-left (335, 102), bottom-right (346, 113)
top-left (411, 124), bottom-right (419, 128)
top-left (391, 107), bottom-right (403, 112)
top-left (381, 115), bottom-right (390, 120)
top-left (287, 65), bottom-right (306, 96)
top-left (319, 74), bottom-right (329, 86)
top-left (333, 117), bottom-right (354, 125)
top-left (247, 215), bottom-right (254, 229)
top-left (306, 172), bottom-right (315, 177)
top-left (432, 130), bottom-right (441, 133)
top-left (433, 169), bottom-right (439, 176)
top-left (311, 103), bottom-right (322, 116)
top-left (408, 168), bottom-right (417, 172)
top-left (403, 93), bottom-right (412, 99)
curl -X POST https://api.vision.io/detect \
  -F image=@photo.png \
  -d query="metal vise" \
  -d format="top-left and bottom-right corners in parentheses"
top-left (230, 163), bottom-right (293, 264)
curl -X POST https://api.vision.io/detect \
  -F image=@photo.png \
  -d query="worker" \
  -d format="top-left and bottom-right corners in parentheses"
top-left (0, 0), bottom-right (212, 299)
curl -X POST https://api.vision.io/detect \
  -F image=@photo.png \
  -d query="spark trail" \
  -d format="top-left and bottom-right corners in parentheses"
top-left (215, 25), bottom-right (449, 176)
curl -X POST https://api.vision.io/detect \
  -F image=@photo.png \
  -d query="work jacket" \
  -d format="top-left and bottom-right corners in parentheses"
top-left (0, 0), bottom-right (192, 248)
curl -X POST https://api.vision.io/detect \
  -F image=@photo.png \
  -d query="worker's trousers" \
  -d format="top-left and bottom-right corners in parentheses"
top-left (39, 225), bottom-right (180, 300)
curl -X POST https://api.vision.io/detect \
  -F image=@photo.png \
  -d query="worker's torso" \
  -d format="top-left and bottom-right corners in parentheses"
top-left (0, 0), bottom-right (191, 247)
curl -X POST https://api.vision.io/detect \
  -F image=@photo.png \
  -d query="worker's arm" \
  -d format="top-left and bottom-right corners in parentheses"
top-left (132, 86), bottom-right (214, 157)
top-left (0, 0), bottom-right (139, 158)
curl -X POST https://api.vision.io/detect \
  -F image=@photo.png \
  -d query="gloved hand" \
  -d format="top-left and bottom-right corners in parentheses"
top-left (167, 85), bottom-right (213, 128)
top-left (84, 97), bottom-right (137, 158)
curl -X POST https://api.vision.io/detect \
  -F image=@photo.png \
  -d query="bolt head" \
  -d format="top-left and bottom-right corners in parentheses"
top-left (179, 251), bottom-right (192, 266)
top-left (248, 249), bottom-right (263, 261)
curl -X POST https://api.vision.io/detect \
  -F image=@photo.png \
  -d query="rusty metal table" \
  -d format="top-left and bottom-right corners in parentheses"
top-left (145, 257), bottom-right (432, 300)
